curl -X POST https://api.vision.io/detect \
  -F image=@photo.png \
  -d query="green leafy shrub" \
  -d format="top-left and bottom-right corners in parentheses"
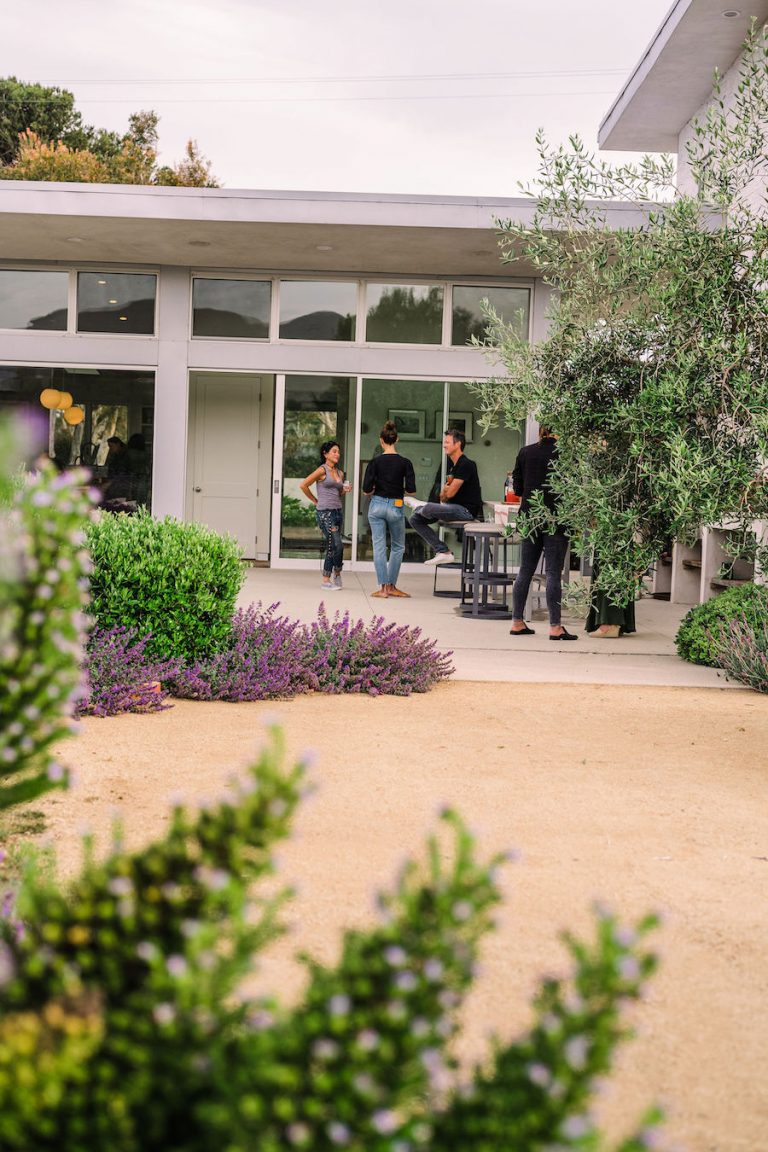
top-left (675, 583), bottom-right (768, 666)
top-left (0, 428), bottom-right (93, 813)
top-left (0, 729), bottom-right (664, 1151)
top-left (86, 509), bottom-right (244, 663)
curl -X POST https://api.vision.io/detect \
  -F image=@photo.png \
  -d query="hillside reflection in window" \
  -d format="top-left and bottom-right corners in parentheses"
top-left (365, 284), bottom-right (443, 344)
top-left (77, 272), bottom-right (157, 334)
top-left (451, 285), bottom-right (530, 345)
top-left (0, 270), bottom-right (68, 330)
top-left (192, 278), bottom-right (271, 338)
top-left (279, 281), bottom-right (356, 341)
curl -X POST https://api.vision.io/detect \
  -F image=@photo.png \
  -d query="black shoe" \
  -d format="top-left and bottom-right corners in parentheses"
top-left (550, 628), bottom-right (578, 641)
top-left (509, 625), bottom-right (535, 635)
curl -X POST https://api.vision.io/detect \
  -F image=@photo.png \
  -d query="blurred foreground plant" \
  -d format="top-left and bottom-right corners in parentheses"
top-left (0, 726), bottom-right (664, 1151)
top-left (0, 425), bottom-right (93, 813)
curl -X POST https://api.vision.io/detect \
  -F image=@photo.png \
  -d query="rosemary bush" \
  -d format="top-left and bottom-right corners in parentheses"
top-left (710, 614), bottom-right (768, 693)
top-left (675, 583), bottom-right (768, 667)
top-left (0, 730), bottom-right (664, 1152)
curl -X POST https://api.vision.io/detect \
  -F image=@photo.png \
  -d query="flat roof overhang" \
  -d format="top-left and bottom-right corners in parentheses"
top-left (599, 0), bottom-right (768, 152)
top-left (0, 182), bottom-right (652, 279)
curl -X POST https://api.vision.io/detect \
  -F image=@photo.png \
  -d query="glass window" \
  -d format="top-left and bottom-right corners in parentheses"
top-left (0, 365), bottom-right (155, 510)
top-left (451, 285), bottom-right (530, 345)
top-left (0, 270), bottom-right (68, 331)
top-left (279, 376), bottom-right (356, 561)
top-left (279, 280), bottom-right (356, 341)
top-left (77, 272), bottom-right (156, 335)
top-left (365, 283), bottom-right (444, 344)
top-left (192, 278), bottom-right (271, 338)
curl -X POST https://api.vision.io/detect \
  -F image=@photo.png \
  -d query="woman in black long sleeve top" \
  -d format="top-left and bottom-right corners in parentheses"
top-left (362, 420), bottom-right (417, 598)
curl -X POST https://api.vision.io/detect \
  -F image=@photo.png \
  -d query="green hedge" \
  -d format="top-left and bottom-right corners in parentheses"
top-left (675, 582), bottom-right (768, 666)
top-left (86, 510), bottom-right (243, 663)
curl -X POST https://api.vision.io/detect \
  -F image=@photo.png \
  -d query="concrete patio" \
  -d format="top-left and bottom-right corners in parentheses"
top-left (237, 567), bottom-right (731, 688)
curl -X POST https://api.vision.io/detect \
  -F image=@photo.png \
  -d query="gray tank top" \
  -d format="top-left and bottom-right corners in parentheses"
top-left (316, 463), bottom-right (343, 510)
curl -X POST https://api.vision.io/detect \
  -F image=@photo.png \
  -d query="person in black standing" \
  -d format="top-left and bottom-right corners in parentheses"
top-left (362, 420), bottom-right (417, 598)
top-left (409, 428), bottom-right (483, 564)
top-left (508, 426), bottom-right (577, 640)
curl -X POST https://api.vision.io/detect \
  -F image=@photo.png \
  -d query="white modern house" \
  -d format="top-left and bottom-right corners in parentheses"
top-left (0, 181), bottom-right (647, 571)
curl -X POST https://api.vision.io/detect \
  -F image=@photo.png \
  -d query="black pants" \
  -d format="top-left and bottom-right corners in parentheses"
top-left (511, 531), bottom-right (569, 625)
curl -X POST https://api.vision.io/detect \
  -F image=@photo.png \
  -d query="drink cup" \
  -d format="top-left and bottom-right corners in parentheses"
top-left (342, 481), bottom-right (352, 493)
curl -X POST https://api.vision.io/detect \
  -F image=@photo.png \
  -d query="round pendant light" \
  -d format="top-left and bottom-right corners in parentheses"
top-left (40, 388), bottom-right (62, 409)
top-left (63, 405), bottom-right (85, 426)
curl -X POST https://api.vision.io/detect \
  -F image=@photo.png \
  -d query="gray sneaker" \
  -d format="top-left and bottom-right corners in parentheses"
top-left (423, 551), bottom-right (453, 566)
top-left (321, 579), bottom-right (342, 592)
top-left (331, 572), bottom-right (343, 589)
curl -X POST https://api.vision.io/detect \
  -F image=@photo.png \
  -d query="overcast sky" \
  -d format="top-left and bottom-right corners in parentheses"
top-left (2, 0), bottom-right (674, 195)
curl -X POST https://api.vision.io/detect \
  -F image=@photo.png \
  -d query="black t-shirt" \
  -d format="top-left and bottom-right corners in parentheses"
top-left (448, 454), bottom-right (482, 516)
top-left (362, 453), bottom-right (416, 499)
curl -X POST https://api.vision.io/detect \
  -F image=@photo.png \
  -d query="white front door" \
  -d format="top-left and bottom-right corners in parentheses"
top-left (190, 373), bottom-right (267, 559)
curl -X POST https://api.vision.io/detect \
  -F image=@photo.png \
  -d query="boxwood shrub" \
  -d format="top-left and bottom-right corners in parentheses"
top-left (86, 510), bottom-right (243, 664)
top-left (675, 582), bottom-right (768, 667)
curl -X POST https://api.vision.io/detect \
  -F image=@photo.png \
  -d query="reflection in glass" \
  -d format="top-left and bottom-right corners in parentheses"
top-left (192, 278), bottom-right (271, 338)
top-left (365, 284), bottom-right (444, 344)
top-left (279, 376), bottom-right (356, 560)
top-left (77, 272), bottom-right (157, 334)
top-left (357, 379), bottom-right (446, 564)
top-left (0, 270), bottom-right (69, 331)
top-left (279, 281), bottom-right (356, 341)
top-left (0, 365), bottom-right (155, 509)
top-left (451, 285), bottom-right (530, 345)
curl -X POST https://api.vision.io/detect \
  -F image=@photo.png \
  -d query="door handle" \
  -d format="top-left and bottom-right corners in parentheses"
top-left (193, 486), bottom-right (202, 492)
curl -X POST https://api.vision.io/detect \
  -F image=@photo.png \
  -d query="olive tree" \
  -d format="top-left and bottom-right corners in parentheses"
top-left (472, 27), bottom-right (768, 604)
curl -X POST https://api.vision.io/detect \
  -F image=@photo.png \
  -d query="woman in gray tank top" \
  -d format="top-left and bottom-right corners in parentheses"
top-left (299, 440), bottom-right (351, 590)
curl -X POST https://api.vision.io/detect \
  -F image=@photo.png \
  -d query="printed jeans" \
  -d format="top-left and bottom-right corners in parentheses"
top-left (408, 501), bottom-right (474, 555)
top-left (511, 531), bottom-right (569, 625)
top-left (316, 507), bottom-right (344, 575)
top-left (368, 496), bottom-right (406, 586)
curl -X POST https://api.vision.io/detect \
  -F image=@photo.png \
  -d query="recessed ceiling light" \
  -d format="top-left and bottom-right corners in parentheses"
top-left (118, 315), bottom-right (128, 321)
top-left (97, 279), bottom-right (106, 284)
top-left (722, 9), bottom-right (741, 16)
top-left (316, 244), bottom-right (333, 252)
top-left (108, 298), bottom-right (118, 304)
top-left (66, 236), bottom-right (84, 243)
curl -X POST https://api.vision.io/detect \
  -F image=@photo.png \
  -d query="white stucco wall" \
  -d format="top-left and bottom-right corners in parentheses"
top-left (677, 28), bottom-right (768, 210)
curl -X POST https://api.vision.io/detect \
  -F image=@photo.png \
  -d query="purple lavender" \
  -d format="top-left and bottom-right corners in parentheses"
top-left (78, 627), bottom-right (181, 716)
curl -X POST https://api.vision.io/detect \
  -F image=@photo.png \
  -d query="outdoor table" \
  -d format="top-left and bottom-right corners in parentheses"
top-left (458, 522), bottom-right (518, 619)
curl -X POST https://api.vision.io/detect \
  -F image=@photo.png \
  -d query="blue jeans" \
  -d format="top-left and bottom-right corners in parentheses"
top-left (409, 501), bottom-right (474, 555)
top-left (511, 531), bottom-right (569, 625)
top-left (368, 496), bottom-right (406, 586)
top-left (316, 507), bottom-right (343, 576)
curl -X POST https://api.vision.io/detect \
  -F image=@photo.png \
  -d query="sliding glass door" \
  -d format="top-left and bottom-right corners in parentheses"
top-left (276, 375), bottom-right (356, 562)
top-left (272, 373), bottom-right (524, 567)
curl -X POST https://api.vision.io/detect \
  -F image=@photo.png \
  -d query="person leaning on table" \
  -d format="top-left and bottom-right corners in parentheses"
top-left (409, 428), bottom-right (483, 564)
top-left (508, 425), bottom-right (577, 641)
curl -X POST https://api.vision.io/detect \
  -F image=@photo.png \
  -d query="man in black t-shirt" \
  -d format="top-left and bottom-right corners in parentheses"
top-left (409, 428), bottom-right (483, 564)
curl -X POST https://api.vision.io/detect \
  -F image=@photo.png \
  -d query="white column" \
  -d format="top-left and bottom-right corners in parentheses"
top-left (152, 267), bottom-right (190, 520)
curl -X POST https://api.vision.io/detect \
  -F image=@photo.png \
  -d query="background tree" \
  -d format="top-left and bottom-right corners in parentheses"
top-left (472, 27), bottom-right (768, 604)
top-left (0, 80), bottom-right (218, 187)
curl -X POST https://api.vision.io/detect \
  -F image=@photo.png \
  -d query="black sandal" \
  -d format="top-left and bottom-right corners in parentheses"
top-left (509, 625), bottom-right (536, 635)
top-left (550, 628), bottom-right (578, 641)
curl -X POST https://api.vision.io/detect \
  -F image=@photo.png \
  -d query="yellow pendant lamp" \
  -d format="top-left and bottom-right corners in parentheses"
top-left (40, 388), bottom-right (62, 409)
top-left (63, 406), bottom-right (85, 426)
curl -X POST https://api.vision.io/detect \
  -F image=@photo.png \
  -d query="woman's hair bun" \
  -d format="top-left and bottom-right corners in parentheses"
top-left (380, 420), bottom-right (399, 444)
